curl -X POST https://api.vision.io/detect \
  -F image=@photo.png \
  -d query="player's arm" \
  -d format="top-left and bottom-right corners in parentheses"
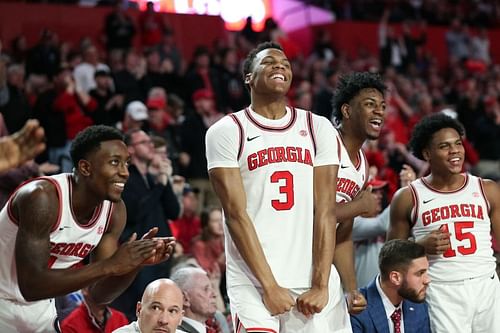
top-left (387, 187), bottom-right (413, 240)
top-left (14, 181), bottom-right (159, 301)
top-left (333, 218), bottom-right (366, 314)
top-left (336, 186), bottom-right (379, 222)
top-left (88, 200), bottom-right (175, 304)
top-left (209, 167), bottom-right (294, 315)
top-left (482, 179), bottom-right (500, 246)
top-left (296, 164), bottom-right (338, 316)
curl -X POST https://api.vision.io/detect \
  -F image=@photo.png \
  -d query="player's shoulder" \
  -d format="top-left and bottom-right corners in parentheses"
top-left (206, 112), bottom-right (243, 135)
top-left (15, 177), bottom-right (60, 202)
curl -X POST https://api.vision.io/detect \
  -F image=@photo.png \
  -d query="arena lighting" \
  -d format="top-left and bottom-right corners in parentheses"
top-left (135, 0), bottom-right (272, 31)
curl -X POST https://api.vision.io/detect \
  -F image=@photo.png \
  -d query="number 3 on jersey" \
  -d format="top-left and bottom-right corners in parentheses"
top-left (440, 222), bottom-right (478, 257)
top-left (270, 171), bottom-right (294, 210)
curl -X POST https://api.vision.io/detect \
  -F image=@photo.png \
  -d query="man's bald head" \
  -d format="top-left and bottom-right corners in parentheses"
top-left (137, 278), bottom-right (184, 333)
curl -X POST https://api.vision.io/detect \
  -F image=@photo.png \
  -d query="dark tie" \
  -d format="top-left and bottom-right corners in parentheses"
top-left (391, 308), bottom-right (402, 333)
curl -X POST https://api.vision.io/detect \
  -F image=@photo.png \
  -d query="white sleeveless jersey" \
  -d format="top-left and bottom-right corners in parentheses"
top-left (206, 107), bottom-right (339, 289)
top-left (0, 173), bottom-right (114, 303)
top-left (409, 174), bottom-right (495, 282)
top-left (335, 134), bottom-right (368, 205)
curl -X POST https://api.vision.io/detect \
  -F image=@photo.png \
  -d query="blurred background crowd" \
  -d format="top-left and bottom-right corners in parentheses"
top-left (1, 0), bottom-right (499, 331)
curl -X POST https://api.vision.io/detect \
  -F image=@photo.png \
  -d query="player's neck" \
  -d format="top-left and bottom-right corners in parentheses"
top-left (425, 172), bottom-right (465, 191)
top-left (338, 128), bottom-right (364, 162)
top-left (250, 100), bottom-right (287, 120)
top-left (71, 174), bottom-right (102, 222)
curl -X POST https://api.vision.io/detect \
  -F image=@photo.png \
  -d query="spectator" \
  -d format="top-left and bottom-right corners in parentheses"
top-left (170, 267), bottom-right (219, 333)
top-left (0, 63), bottom-right (32, 134)
top-left (73, 44), bottom-right (110, 93)
top-left (138, 1), bottom-right (170, 50)
top-left (112, 128), bottom-right (181, 321)
top-left (350, 239), bottom-right (431, 333)
top-left (89, 69), bottom-right (124, 126)
top-left (120, 100), bottom-right (148, 132)
top-left (179, 89), bottom-right (222, 213)
top-left (169, 184), bottom-right (201, 255)
top-left (104, 1), bottom-right (136, 53)
top-left (191, 206), bottom-right (226, 312)
top-left (112, 279), bottom-right (184, 333)
top-left (61, 286), bottom-right (129, 333)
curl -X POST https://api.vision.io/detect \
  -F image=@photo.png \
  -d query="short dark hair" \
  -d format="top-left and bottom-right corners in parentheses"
top-left (242, 41), bottom-right (284, 81)
top-left (70, 125), bottom-right (124, 167)
top-left (409, 113), bottom-right (465, 160)
top-left (379, 239), bottom-right (426, 281)
top-left (123, 128), bottom-right (143, 146)
top-left (331, 72), bottom-right (386, 123)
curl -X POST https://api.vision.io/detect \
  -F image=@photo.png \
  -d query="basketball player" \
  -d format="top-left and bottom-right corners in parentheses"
top-left (388, 113), bottom-right (500, 332)
top-left (0, 125), bottom-right (176, 332)
top-left (331, 72), bottom-right (387, 314)
top-left (206, 42), bottom-right (347, 332)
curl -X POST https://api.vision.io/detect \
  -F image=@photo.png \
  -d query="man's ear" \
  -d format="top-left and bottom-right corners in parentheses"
top-left (389, 270), bottom-right (403, 287)
top-left (341, 103), bottom-right (351, 119)
top-left (136, 301), bottom-right (142, 317)
top-left (78, 160), bottom-right (91, 177)
top-left (422, 148), bottom-right (430, 162)
top-left (182, 290), bottom-right (190, 308)
top-left (244, 73), bottom-right (252, 85)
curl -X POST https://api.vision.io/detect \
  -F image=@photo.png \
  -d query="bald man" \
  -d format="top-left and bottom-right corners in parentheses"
top-left (113, 278), bottom-right (185, 333)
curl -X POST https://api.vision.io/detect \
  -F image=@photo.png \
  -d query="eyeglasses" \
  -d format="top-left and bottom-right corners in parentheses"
top-left (131, 139), bottom-right (153, 146)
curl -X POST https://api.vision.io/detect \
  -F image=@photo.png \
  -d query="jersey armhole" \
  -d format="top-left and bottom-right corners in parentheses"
top-left (306, 111), bottom-right (317, 156)
top-left (229, 114), bottom-right (244, 161)
top-left (478, 178), bottom-right (491, 213)
top-left (408, 183), bottom-right (419, 228)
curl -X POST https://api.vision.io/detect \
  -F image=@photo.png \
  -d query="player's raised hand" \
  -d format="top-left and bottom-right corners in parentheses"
top-left (296, 286), bottom-right (328, 317)
top-left (0, 119), bottom-right (46, 173)
top-left (357, 186), bottom-right (380, 217)
top-left (262, 285), bottom-right (295, 315)
top-left (346, 289), bottom-right (367, 314)
top-left (140, 227), bottom-right (176, 265)
top-left (106, 232), bottom-right (158, 275)
top-left (418, 227), bottom-right (451, 255)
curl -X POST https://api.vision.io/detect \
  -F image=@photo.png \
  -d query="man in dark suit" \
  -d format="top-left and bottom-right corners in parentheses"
top-left (350, 239), bottom-right (431, 333)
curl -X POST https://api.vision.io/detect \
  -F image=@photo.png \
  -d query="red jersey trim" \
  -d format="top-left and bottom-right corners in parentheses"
top-left (234, 313), bottom-right (277, 333)
top-left (421, 173), bottom-right (469, 194)
top-left (306, 111), bottom-right (317, 156)
top-left (336, 135), bottom-right (342, 162)
top-left (229, 114), bottom-right (245, 160)
top-left (478, 178), bottom-right (491, 213)
top-left (361, 149), bottom-right (369, 189)
top-left (409, 182), bottom-right (419, 228)
top-left (104, 202), bottom-right (115, 233)
top-left (6, 176), bottom-right (63, 232)
top-left (244, 106), bottom-right (297, 132)
top-left (337, 132), bottom-right (363, 171)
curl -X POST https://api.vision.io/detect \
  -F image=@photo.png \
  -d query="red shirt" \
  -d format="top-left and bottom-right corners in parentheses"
top-left (61, 302), bottom-right (128, 333)
top-left (169, 215), bottom-right (201, 254)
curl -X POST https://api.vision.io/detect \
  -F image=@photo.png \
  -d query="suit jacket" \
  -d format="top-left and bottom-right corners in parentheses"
top-left (350, 278), bottom-right (431, 333)
top-left (178, 320), bottom-right (203, 333)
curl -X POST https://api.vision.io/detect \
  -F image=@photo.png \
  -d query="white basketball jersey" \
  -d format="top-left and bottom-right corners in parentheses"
top-left (335, 134), bottom-right (368, 205)
top-left (409, 174), bottom-right (495, 282)
top-left (206, 107), bottom-right (339, 289)
top-left (0, 173), bottom-right (114, 303)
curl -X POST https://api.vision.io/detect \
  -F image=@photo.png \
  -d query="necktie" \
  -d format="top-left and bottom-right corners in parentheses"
top-left (391, 308), bottom-right (402, 333)
top-left (205, 317), bottom-right (218, 333)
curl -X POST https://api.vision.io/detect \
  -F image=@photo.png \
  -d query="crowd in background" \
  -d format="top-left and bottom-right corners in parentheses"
top-left (1, 0), bottom-right (500, 331)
